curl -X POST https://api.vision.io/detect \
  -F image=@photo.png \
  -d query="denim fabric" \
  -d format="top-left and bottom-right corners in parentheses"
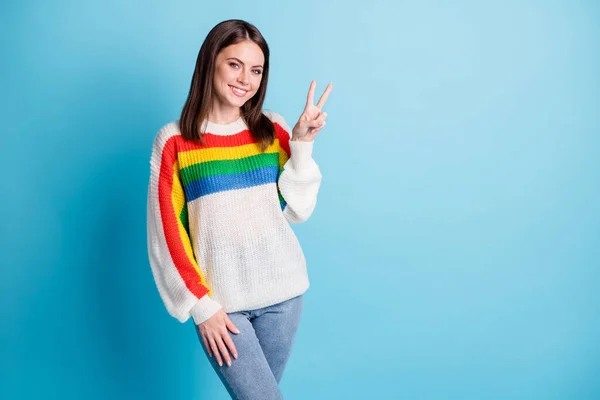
top-left (194, 295), bottom-right (303, 400)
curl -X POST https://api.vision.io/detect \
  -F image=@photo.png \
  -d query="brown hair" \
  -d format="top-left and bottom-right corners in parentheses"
top-left (179, 19), bottom-right (274, 150)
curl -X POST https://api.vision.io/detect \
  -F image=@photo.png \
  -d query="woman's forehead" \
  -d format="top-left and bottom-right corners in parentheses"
top-left (219, 41), bottom-right (264, 65)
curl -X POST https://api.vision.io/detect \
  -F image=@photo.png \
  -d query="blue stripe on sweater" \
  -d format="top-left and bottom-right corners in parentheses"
top-left (185, 165), bottom-right (279, 200)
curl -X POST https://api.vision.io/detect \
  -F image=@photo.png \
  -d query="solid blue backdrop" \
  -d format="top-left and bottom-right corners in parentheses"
top-left (1, 0), bottom-right (599, 399)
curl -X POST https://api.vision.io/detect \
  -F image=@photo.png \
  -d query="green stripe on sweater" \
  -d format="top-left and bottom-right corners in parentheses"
top-left (180, 153), bottom-right (280, 186)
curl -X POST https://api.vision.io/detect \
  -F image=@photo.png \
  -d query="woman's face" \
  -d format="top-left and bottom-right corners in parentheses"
top-left (212, 40), bottom-right (265, 112)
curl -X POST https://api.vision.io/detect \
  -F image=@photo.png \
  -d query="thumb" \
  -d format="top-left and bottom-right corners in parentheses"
top-left (225, 316), bottom-right (240, 334)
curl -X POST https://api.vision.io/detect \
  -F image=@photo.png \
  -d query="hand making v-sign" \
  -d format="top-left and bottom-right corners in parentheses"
top-left (291, 80), bottom-right (333, 142)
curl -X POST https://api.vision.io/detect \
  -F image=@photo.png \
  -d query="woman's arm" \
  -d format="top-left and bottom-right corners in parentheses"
top-left (270, 81), bottom-right (332, 223)
top-left (147, 123), bottom-right (222, 324)
top-left (270, 112), bottom-right (323, 223)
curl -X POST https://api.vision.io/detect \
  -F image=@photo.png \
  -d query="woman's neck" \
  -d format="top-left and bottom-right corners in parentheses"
top-left (207, 104), bottom-right (241, 125)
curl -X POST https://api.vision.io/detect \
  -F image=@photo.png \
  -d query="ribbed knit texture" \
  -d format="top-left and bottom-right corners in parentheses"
top-left (147, 111), bottom-right (322, 325)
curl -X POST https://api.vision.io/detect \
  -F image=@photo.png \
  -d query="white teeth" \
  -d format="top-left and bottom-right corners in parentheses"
top-left (231, 86), bottom-right (247, 95)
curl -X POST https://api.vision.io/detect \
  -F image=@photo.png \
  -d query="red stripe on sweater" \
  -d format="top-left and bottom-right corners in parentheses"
top-left (274, 122), bottom-right (291, 157)
top-left (176, 122), bottom-right (292, 155)
top-left (158, 136), bottom-right (209, 298)
top-left (177, 129), bottom-right (255, 150)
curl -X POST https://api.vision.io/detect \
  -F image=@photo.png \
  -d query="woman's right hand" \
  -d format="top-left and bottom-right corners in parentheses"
top-left (198, 309), bottom-right (240, 367)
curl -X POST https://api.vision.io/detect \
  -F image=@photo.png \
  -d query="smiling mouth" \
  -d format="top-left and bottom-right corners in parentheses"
top-left (229, 85), bottom-right (248, 97)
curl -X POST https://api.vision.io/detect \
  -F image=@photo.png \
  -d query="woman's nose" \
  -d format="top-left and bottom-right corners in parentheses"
top-left (237, 69), bottom-right (249, 85)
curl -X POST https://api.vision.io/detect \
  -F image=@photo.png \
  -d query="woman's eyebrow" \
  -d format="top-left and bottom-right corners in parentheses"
top-left (226, 57), bottom-right (263, 68)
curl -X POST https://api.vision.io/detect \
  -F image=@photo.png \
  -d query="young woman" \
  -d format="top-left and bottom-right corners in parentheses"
top-left (146, 19), bottom-right (332, 399)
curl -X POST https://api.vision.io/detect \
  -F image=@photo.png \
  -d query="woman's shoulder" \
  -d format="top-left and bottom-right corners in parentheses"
top-left (262, 110), bottom-right (291, 133)
top-left (150, 120), bottom-right (183, 153)
top-left (154, 120), bottom-right (182, 141)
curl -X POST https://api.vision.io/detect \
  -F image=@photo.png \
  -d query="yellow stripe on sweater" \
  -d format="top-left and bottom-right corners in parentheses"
top-left (179, 140), bottom-right (283, 168)
top-left (278, 146), bottom-right (289, 169)
top-left (171, 161), bottom-right (208, 291)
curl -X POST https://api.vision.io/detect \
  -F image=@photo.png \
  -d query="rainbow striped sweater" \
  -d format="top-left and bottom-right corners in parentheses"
top-left (147, 111), bottom-right (321, 325)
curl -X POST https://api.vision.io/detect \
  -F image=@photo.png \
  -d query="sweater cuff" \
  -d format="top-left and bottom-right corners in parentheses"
top-left (289, 140), bottom-right (315, 170)
top-left (190, 295), bottom-right (222, 325)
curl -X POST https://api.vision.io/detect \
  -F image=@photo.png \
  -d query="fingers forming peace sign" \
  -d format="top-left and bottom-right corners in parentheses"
top-left (291, 80), bottom-right (333, 142)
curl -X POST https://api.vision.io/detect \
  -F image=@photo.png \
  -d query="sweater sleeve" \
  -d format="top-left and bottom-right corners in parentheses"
top-left (146, 123), bottom-right (222, 325)
top-left (267, 112), bottom-right (323, 224)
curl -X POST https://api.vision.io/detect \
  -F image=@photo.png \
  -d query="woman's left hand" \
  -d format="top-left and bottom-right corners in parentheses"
top-left (291, 80), bottom-right (333, 142)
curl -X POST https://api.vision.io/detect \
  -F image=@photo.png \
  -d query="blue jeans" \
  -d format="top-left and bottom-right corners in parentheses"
top-left (194, 295), bottom-right (303, 400)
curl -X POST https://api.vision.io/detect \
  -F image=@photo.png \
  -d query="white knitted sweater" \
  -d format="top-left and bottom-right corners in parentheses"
top-left (146, 111), bottom-right (321, 324)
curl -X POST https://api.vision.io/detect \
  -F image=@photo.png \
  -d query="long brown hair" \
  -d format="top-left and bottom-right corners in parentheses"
top-left (179, 19), bottom-right (274, 150)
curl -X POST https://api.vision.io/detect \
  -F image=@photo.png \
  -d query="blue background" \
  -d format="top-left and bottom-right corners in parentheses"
top-left (1, 0), bottom-right (599, 399)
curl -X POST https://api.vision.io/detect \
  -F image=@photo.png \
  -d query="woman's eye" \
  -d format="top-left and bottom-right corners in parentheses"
top-left (229, 63), bottom-right (239, 68)
top-left (252, 70), bottom-right (262, 75)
